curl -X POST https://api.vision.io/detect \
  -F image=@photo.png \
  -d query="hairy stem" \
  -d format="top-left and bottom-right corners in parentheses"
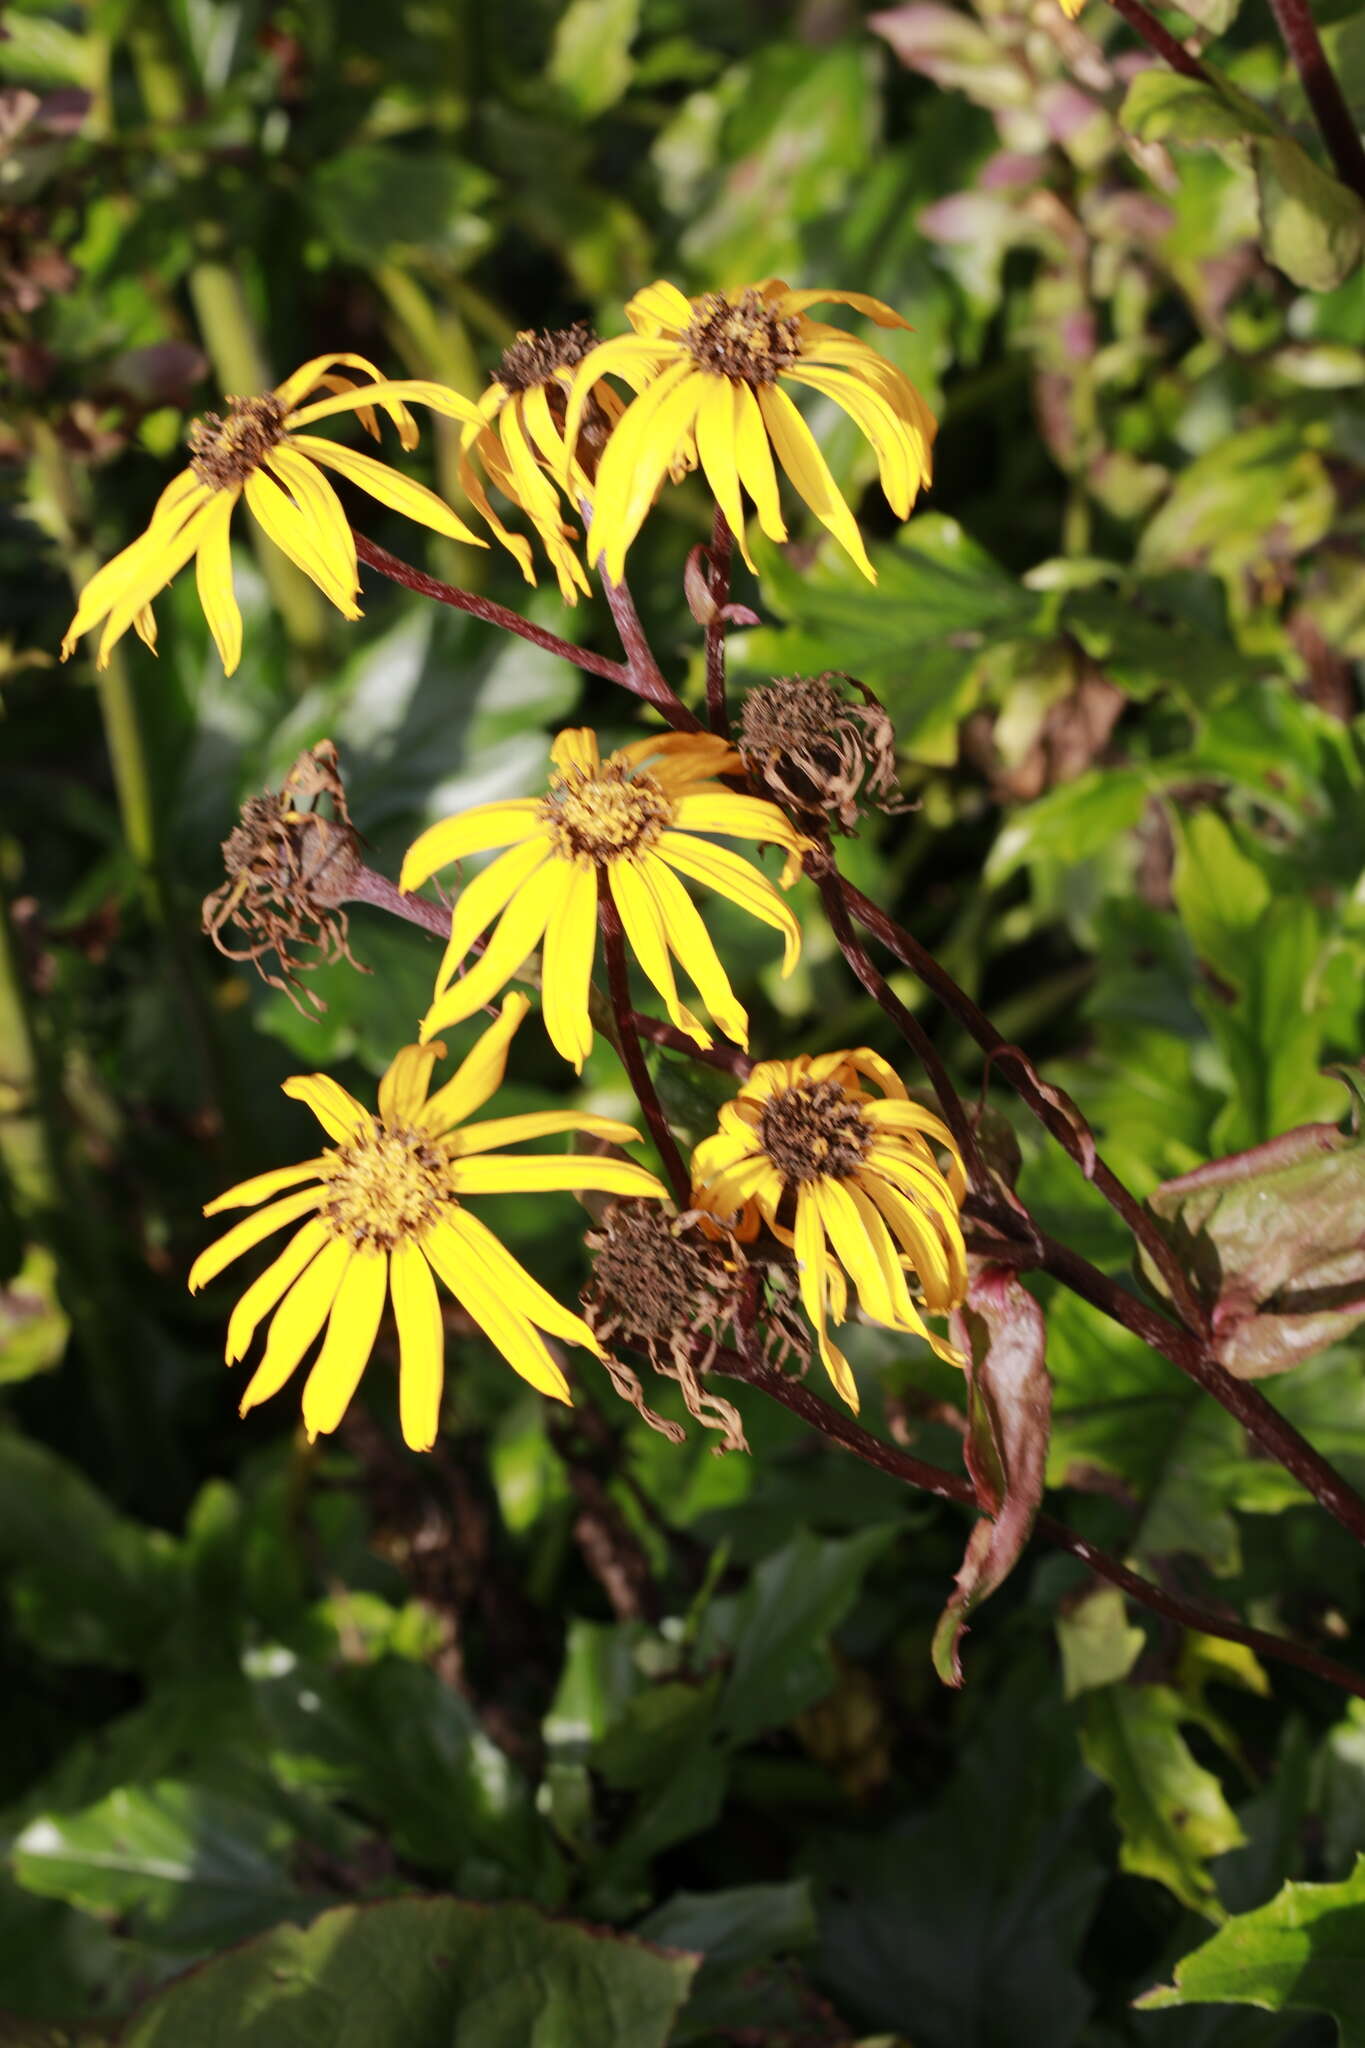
top-left (1266, 0), bottom-right (1365, 200)
top-left (704, 506), bottom-right (733, 736)
top-left (597, 878), bottom-right (693, 1204)
top-left (716, 1349), bottom-right (1365, 1701)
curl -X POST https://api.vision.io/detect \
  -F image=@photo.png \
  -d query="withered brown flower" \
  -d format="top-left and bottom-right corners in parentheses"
top-left (738, 671), bottom-right (910, 836)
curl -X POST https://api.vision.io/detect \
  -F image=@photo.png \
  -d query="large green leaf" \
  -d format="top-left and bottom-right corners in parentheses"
top-left (1082, 1685), bottom-right (1245, 1919)
top-left (119, 1897), bottom-right (697, 2047)
top-left (1139, 1856), bottom-right (1365, 2040)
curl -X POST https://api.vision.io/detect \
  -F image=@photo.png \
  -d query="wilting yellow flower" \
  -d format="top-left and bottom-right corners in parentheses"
top-left (63, 352), bottom-right (490, 676)
top-left (401, 727), bottom-right (808, 1071)
top-left (565, 279), bottom-right (936, 584)
top-left (187, 994), bottom-right (666, 1451)
top-left (458, 324), bottom-right (627, 605)
top-left (690, 1049), bottom-right (967, 1409)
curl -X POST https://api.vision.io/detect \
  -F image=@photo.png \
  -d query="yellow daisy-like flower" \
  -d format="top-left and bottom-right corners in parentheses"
top-left (187, 994), bottom-right (666, 1451)
top-left (458, 323), bottom-right (628, 606)
top-left (690, 1049), bottom-right (967, 1410)
top-left (400, 726), bottom-right (808, 1072)
top-left (62, 352), bottom-right (492, 677)
top-left (565, 279), bottom-right (937, 584)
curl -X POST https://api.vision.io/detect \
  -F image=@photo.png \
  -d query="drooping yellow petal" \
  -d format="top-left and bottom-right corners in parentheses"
top-left (453, 1108), bottom-right (642, 1156)
top-left (238, 1236), bottom-right (352, 1415)
top-left (449, 1154), bottom-right (666, 1200)
top-left (94, 493), bottom-right (232, 669)
top-left (61, 475), bottom-right (209, 657)
top-left (843, 1179), bottom-right (920, 1326)
top-left (590, 365), bottom-right (705, 580)
top-left (300, 1246), bottom-right (389, 1440)
top-left (285, 377), bottom-right (481, 434)
top-left (400, 803), bottom-right (544, 891)
top-left (377, 1044), bottom-right (444, 1127)
top-left (423, 1216), bottom-right (574, 1402)
top-left (243, 470), bottom-right (361, 617)
top-left (786, 364), bottom-right (920, 519)
top-left (281, 1073), bottom-right (371, 1144)
top-left (188, 1187), bottom-right (326, 1294)
top-left (444, 1206), bottom-right (601, 1350)
top-left (267, 445), bottom-right (359, 596)
top-left (764, 284), bottom-right (912, 330)
top-left (654, 832), bottom-right (801, 974)
top-left (275, 350), bottom-right (414, 432)
top-left (564, 333), bottom-right (679, 448)
top-left (539, 861), bottom-right (599, 1073)
top-left (419, 992), bottom-right (531, 1134)
top-left (757, 384), bottom-right (876, 582)
top-left (204, 1159), bottom-right (328, 1215)
top-left (733, 382), bottom-right (788, 544)
top-left (421, 861), bottom-right (571, 1039)
top-left (456, 443), bottom-right (537, 588)
top-left (392, 1238), bottom-right (446, 1452)
top-left (615, 729), bottom-right (742, 784)
top-left (610, 860), bottom-right (712, 1049)
top-left (638, 853), bottom-right (749, 1047)
top-left (794, 1185), bottom-right (859, 1411)
top-left (444, 837), bottom-right (553, 967)
top-left (291, 435), bottom-right (487, 548)
top-left (671, 791), bottom-right (806, 850)
top-left (225, 1219), bottom-right (331, 1365)
top-left (191, 491), bottom-right (244, 674)
top-left (694, 375), bottom-right (754, 571)
top-left (815, 1177), bottom-right (898, 1328)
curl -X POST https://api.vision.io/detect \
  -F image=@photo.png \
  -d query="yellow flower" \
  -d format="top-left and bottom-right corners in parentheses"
top-left (62, 352), bottom-right (491, 677)
top-left (565, 279), bottom-right (937, 584)
top-left (458, 323), bottom-right (627, 605)
top-left (187, 994), bottom-right (666, 1451)
top-left (401, 726), bottom-right (808, 1072)
top-left (690, 1049), bottom-right (967, 1409)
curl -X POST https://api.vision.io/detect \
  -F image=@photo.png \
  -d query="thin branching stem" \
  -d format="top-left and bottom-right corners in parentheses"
top-left (1266, 0), bottom-right (1365, 200)
top-left (704, 506), bottom-right (733, 736)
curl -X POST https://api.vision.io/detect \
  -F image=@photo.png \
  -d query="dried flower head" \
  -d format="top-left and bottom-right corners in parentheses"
top-left (739, 672), bottom-right (909, 836)
top-left (202, 741), bottom-right (367, 1014)
top-left (582, 1201), bottom-right (810, 1452)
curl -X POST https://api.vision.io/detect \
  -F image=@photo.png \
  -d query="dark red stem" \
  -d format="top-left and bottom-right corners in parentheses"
top-left (1266, 0), bottom-right (1365, 201)
top-left (598, 567), bottom-right (704, 734)
top-left (629, 1011), bottom-right (754, 1076)
top-left (1107, 0), bottom-right (1208, 78)
top-left (705, 506), bottom-right (733, 737)
top-left (715, 1348), bottom-right (1365, 1701)
top-left (597, 876), bottom-right (692, 1205)
top-left (345, 863), bottom-right (451, 939)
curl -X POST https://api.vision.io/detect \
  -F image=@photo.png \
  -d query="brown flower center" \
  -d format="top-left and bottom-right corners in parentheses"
top-left (759, 1078), bottom-right (872, 1185)
top-left (496, 323), bottom-right (597, 393)
top-left (188, 393), bottom-right (287, 488)
top-left (684, 289), bottom-right (802, 386)
top-left (321, 1122), bottom-right (455, 1249)
top-left (539, 759), bottom-right (674, 865)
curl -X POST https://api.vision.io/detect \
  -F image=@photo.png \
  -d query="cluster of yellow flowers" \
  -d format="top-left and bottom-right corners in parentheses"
top-left (68, 277), bottom-right (964, 1451)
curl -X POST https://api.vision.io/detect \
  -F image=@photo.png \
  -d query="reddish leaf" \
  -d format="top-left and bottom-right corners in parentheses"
top-left (932, 1267), bottom-right (1051, 1687)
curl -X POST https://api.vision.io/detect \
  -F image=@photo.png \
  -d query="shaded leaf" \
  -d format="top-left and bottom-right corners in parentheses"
top-left (1254, 137), bottom-right (1365, 293)
top-left (1082, 1685), bottom-right (1245, 1918)
top-left (1056, 1587), bottom-right (1145, 1701)
top-left (0, 1245), bottom-right (68, 1385)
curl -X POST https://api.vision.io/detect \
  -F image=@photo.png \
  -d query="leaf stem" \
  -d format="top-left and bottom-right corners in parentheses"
top-left (1266, 0), bottom-right (1365, 202)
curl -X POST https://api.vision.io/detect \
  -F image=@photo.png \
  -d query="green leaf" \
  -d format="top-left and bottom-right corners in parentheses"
top-left (1081, 1685), bottom-right (1245, 1918)
top-left (11, 1782), bottom-right (310, 1951)
top-left (548, 0), bottom-right (640, 117)
top-left (1120, 72), bottom-right (1259, 149)
top-left (1138, 1855), bottom-right (1365, 2040)
top-left (1056, 1588), bottom-right (1145, 1700)
top-left (0, 1245), bottom-right (68, 1384)
top-left (1171, 808), bottom-right (1271, 991)
top-left (933, 1268), bottom-right (1051, 1686)
top-left (119, 1896), bottom-right (698, 2047)
top-left (638, 1882), bottom-right (817, 2043)
top-left (985, 767), bottom-right (1148, 884)
top-left (1139, 426), bottom-right (1335, 581)
top-left (307, 148), bottom-right (496, 268)
top-left (1254, 137), bottom-right (1365, 293)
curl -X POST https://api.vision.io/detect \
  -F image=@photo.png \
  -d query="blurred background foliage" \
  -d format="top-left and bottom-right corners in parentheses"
top-left (2, 0), bottom-right (1365, 2039)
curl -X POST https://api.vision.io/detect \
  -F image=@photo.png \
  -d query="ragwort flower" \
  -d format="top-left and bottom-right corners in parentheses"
top-left (565, 279), bottom-right (936, 583)
top-left (187, 994), bottom-right (666, 1451)
top-left (63, 353), bottom-right (491, 676)
top-left (690, 1049), bottom-right (967, 1409)
top-left (458, 323), bottom-right (625, 605)
top-left (401, 727), bottom-right (809, 1071)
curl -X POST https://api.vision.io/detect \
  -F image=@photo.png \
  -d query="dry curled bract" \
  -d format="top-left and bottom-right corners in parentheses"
top-left (582, 1201), bottom-right (810, 1453)
top-left (202, 740), bottom-right (367, 1014)
top-left (739, 672), bottom-right (909, 836)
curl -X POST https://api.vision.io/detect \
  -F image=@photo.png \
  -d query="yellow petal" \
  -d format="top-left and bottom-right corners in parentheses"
top-left (733, 383), bottom-right (787, 545)
top-left (815, 1177), bottom-right (897, 1327)
top-left (456, 444), bottom-right (537, 587)
top-left (624, 280), bottom-right (694, 334)
top-left (243, 470), bottom-right (361, 617)
top-left (844, 1049), bottom-right (910, 1103)
top-left (794, 1185), bottom-right (860, 1412)
top-left (400, 804), bottom-right (544, 891)
top-left (290, 434), bottom-right (486, 548)
top-left (590, 365), bottom-right (704, 580)
top-left (301, 1246), bottom-right (389, 1440)
top-left (267, 444), bottom-right (359, 595)
top-left (377, 1044), bottom-right (444, 1127)
top-left (564, 334), bottom-right (679, 448)
top-left (188, 1187), bottom-right (326, 1294)
top-left (671, 791), bottom-right (805, 848)
top-left (422, 1216), bottom-right (573, 1401)
top-left (843, 1180), bottom-right (920, 1326)
top-left (94, 492), bottom-right (232, 669)
top-left (639, 853), bottom-right (748, 1046)
top-left (421, 862), bottom-right (571, 1040)
top-left (453, 1109), bottom-right (642, 1157)
top-left (694, 375), bottom-right (754, 571)
top-left (444, 837), bottom-right (553, 968)
top-left (392, 1238), bottom-right (446, 1452)
top-left (286, 378), bottom-right (480, 433)
top-left (766, 285), bottom-right (912, 330)
top-left (61, 474), bottom-right (208, 655)
top-left (539, 861), bottom-right (598, 1073)
top-left (443, 1205), bottom-right (600, 1350)
top-left (655, 832), bottom-right (801, 974)
top-left (192, 490), bottom-right (244, 674)
top-left (611, 858), bottom-right (712, 1048)
top-left (615, 730), bottom-right (741, 784)
top-left (786, 365), bottom-right (919, 520)
top-left (238, 1236), bottom-right (351, 1416)
top-left (757, 384), bottom-right (876, 582)
top-left (549, 728), bottom-right (600, 777)
top-left (281, 1073), bottom-right (371, 1144)
top-left (275, 350), bottom-right (409, 422)
top-left (204, 1158), bottom-right (327, 1215)
top-left (449, 1154), bottom-right (666, 1199)
top-left (225, 1219), bottom-right (331, 1365)
top-left (420, 992), bottom-right (532, 1134)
